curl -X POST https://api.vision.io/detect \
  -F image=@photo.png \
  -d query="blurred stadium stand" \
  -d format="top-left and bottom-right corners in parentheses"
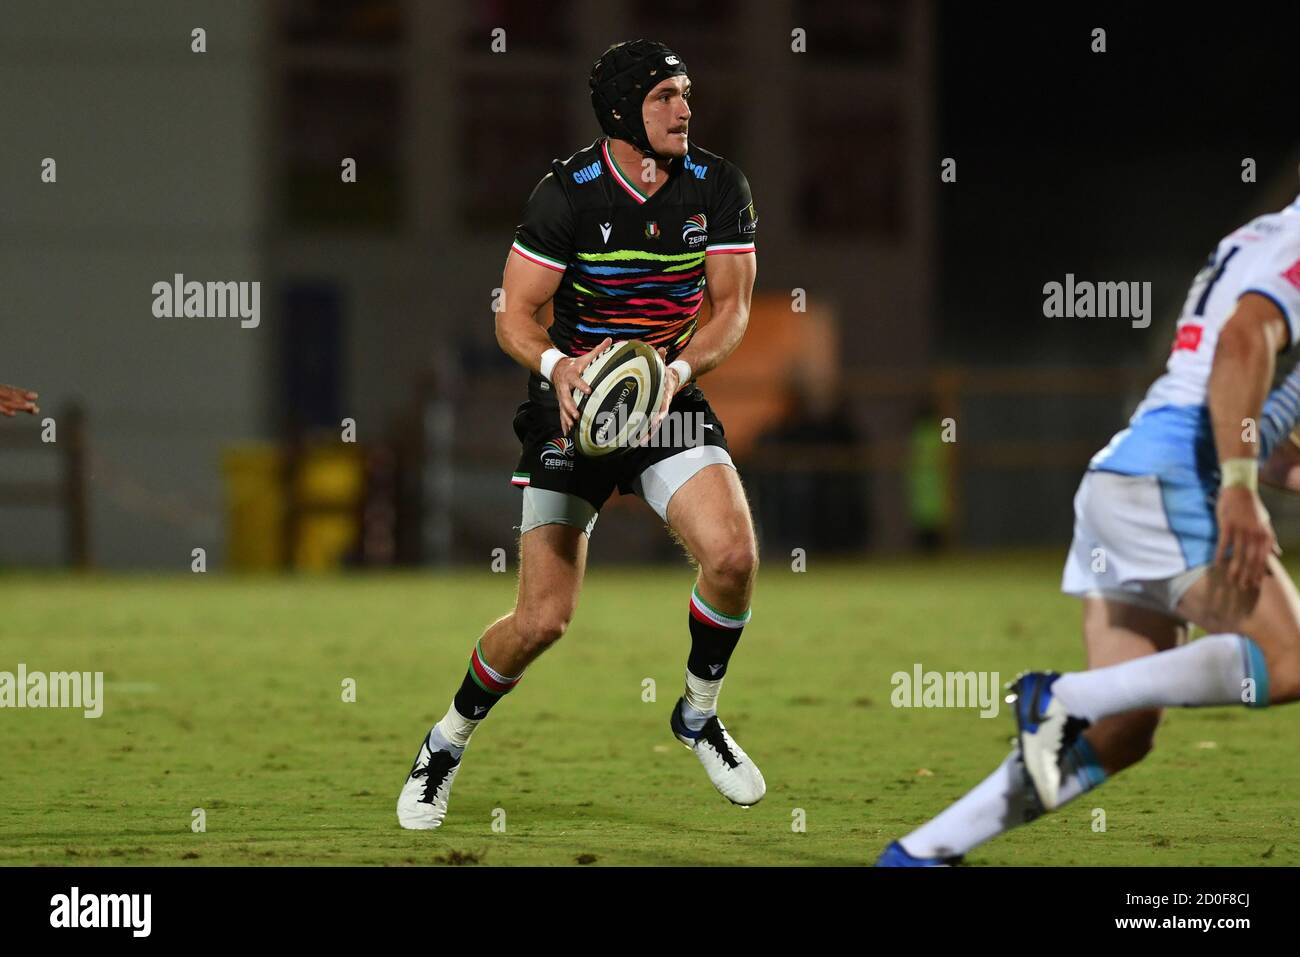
top-left (4, 0), bottom-right (1300, 569)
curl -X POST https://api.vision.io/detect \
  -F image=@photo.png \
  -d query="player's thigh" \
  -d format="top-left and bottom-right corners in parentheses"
top-left (1082, 596), bottom-right (1183, 667)
top-left (1080, 596), bottom-right (1184, 771)
top-left (516, 514), bottom-right (589, 625)
top-left (664, 462), bottom-right (757, 573)
top-left (1176, 555), bottom-right (1300, 701)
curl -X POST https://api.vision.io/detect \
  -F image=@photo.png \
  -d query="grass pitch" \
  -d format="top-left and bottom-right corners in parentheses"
top-left (1, 554), bottom-right (1297, 866)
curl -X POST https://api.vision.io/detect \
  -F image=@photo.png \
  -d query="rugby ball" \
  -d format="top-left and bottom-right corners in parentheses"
top-left (572, 340), bottom-right (667, 457)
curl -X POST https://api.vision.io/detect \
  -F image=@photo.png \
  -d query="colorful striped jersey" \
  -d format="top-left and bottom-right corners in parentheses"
top-left (511, 137), bottom-right (756, 401)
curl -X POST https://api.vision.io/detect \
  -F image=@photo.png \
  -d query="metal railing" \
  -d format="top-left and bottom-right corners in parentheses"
top-left (0, 404), bottom-right (89, 567)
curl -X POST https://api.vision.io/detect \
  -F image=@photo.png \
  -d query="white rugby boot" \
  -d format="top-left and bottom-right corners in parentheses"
top-left (396, 731), bottom-right (463, 830)
top-left (670, 697), bottom-right (766, 806)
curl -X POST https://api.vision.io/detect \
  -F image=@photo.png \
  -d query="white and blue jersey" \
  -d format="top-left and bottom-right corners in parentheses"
top-left (1063, 197), bottom-right (1300, 611)
top-left (1092, 196), bottom-right (1300, 487)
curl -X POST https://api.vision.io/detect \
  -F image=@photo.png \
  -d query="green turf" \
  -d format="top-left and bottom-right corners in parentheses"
top-left (0, 555), bottom-right (1296, 866)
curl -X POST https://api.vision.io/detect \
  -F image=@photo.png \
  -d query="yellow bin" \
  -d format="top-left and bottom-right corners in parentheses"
top-left (292, 446), bottom-right (364, 571)
top-left (222, 444), bottom-right (286, 571)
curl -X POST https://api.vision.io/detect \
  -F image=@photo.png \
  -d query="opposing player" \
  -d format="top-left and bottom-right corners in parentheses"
top-left (880, 192), bottom-right (1300, 864)
top-left (398, 40), bottom-right (764, 829)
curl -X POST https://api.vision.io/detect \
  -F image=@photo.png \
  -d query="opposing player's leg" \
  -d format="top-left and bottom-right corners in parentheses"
top-left (1177, 557), bottom-right (1300, 699)
top-left (1017, 556), bottom-right (1300, 808)
top-left (1075, 598), bottom-right (1182, 773)
top-left (1010, 596), bottom-right (1179, 810)
top-left (881, 596), bottom-right (1179, 865)
top-left (397, 491), bottom-right (593, 830)
top-left (643, 452), bottom-right (765, 805)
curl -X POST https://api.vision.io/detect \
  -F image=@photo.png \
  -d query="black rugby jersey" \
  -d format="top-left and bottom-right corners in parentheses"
top-left (510, 137), bottom-right (757, 399)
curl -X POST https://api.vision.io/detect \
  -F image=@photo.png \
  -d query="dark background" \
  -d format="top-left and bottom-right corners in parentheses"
top-left (937, 3), bottom-right (1299, 362)
top-left (2, 0), bottom-right (1298, 569)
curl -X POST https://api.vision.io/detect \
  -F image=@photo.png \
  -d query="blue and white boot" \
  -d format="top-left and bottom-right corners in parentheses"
top-left (1007, 671), bottom-right (1089, 811)
top-left (875, 840), bottom-right (962, 867)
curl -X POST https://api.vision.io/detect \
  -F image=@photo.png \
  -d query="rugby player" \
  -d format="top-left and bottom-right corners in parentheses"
top-left (880, 191), bottom-right (1300, 864)
top-left (398, 40), bottom-right (764, 829)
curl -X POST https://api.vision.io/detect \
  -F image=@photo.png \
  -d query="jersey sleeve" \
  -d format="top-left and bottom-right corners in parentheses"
top-left (511, 171), bottom-right (573, 273)
top-left (1259, 362), bottom-right (1300, 460)
top-left (705, 161), bottom-right (757, 255)
top-left (1239, 236), bottom-right (1300, 347)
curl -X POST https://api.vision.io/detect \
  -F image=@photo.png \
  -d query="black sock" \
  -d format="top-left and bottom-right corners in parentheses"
top-left (686, 585), bottom-right (748, 682)
top-left (451, 640), bottom-right (521, 721)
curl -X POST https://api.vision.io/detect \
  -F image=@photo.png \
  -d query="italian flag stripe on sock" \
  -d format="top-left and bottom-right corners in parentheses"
top-left (689, 586), bottom-right (751, 629)
top-left (468, 641), bottom-right (521, 695)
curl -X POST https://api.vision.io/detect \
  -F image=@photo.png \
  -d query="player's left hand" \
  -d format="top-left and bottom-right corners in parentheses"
top-left (0, 384), bottom-right (39, 417)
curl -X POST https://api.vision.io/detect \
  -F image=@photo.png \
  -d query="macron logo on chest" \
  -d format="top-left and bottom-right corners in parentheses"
top-left (600, 223), bottom-right (612, 244)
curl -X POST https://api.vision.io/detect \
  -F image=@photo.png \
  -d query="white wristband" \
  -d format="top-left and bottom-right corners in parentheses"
top-left (668, 359), bottom-right (692, 385)
top-left (1220, 457), bottom-right (1258, 492)
top-left (539, 348), bottom-right (566, 383)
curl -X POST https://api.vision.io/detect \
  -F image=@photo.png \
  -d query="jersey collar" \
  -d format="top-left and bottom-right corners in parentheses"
top-left (601, 137), bottom-right (677, 205)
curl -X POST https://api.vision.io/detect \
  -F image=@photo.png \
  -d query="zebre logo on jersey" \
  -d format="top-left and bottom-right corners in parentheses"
top-left (682, 213), bottom-right (708, 247)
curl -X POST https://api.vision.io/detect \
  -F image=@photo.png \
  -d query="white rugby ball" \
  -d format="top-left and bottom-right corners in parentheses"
top-left (571, 340), bottom-right (667, 457)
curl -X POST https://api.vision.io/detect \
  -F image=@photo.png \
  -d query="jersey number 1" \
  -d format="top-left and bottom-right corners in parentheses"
top-left (1192, 245), bottom-right (1240, 317)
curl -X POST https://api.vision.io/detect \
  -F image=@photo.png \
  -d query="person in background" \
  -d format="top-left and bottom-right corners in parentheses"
top-left (0, 384), bottom-right (39, 417)
top-left (907, 401), bottom-right (951, 552)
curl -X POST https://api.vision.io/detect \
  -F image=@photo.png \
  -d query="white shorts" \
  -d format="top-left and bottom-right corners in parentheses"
top-left (520, 446), bottom-right (735, 536)
top-left (1060, 470), bottom-right (1215, 617)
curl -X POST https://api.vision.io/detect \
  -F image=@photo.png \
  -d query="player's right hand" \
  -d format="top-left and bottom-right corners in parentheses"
top-left (1214, 485), bottom-right (1276, 590)
top-left (0, 384), bottom-right (39, 417)
top-left (553, 337), bottom-right (613, 435)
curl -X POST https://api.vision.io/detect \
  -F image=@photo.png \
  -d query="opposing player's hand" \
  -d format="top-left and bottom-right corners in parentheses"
top-left (1214, 485), bottom-right (1276, 590)
top-left (553, 337), bottom-right (613, 435)
top-left (0, 384), bottom-right (39, 417)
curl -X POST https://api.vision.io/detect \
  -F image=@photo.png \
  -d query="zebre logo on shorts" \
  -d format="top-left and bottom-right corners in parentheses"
top-left (541, 437), bottom-right (575, 470)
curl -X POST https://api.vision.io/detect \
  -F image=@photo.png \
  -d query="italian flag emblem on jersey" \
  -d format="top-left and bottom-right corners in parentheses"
top-left (644, 221), bottom-right (660, 239)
